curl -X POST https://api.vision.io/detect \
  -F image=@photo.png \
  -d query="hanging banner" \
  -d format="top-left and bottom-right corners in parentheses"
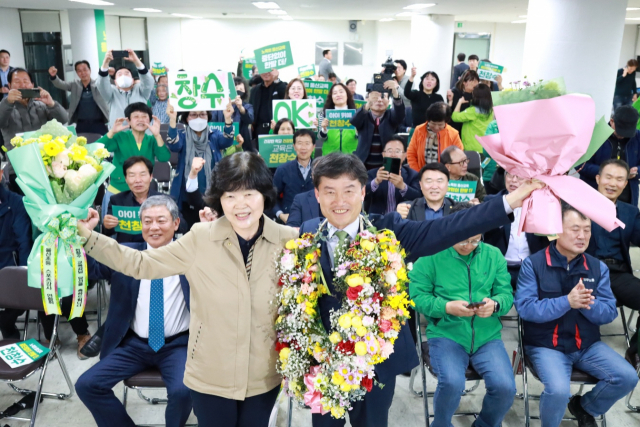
top-left (168, 71), bottom-right (235, 112)
top-left (94, 10), bottom-right (108, 66)
top-left (272, 100), bottom-right (317, 129)
top-left (303, 81), bottom-right (333, 109)
top-left (258, 135), bottom-right (296, 167)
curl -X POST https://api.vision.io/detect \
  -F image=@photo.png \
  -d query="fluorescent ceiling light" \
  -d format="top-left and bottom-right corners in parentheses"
top-left (628, 7), bottom-right (640, 11)
top-left (252, 2), bottom-right (279, 8)
top-left (627, 17), bottom-right (640, 20)
top-left (268, 9), bottom-right (287, 15)
top-left (133, 8), bottom-right (161, 12)
top-left (280, 15), bottom-right (293, 20)
top-left (403, 3), bottom-right (436, 9)
top-left (69, 0), bottom-right (114, 5)
top-left (511, 19), bottom-right (527, 23)
top-left (396, 12), bottom-right (416, 17)
top-left (171, 13), bottom-right (203, 18)
top-left (379, 18), bottom-right (395, 22)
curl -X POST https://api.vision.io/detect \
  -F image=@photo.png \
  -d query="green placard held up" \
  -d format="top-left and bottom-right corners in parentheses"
top-left (326, 109), bottom-right (356, 130)
top-left (298, 64), bottom-right (316, 79)
top-left (208, 122), bottom-right (240, 145)
top-left (303, 81), bottom-right (333, 110)
top-left (243, 58), bottom-right (257, 79)
top-left (258, 135), bottom-right (295, 168)
top-left (477, 61), bottom-right (504, 81)
top-left (446, 180), bottom-right (478, 202)
top-left (354, 99), bottom-right (366, 110)
top-left (112, 205), bottom-right (142, 235)
top-left (254, 41), bottom-right (294, 74)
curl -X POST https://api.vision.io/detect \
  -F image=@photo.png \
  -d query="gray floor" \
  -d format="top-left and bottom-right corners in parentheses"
top-left (2, 252), bottom-right (640, 427)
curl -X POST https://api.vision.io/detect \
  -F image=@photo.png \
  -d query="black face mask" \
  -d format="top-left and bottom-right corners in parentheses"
top-left (237, 90), bottom-right (246, 100)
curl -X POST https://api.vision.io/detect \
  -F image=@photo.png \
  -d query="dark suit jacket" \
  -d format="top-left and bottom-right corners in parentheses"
top-left (587, 200), bottom-right (640, 268)
top-left (406, 197), bottom-right (455, 221)
top-left (0, 183), bottom-right (31, 269)
top-left (351, 100), bottom-right (406, 163)
top-left (287, 190), bottom-right (321, 227)
top-left (87, 242), bottom-right (191, 359)
top-left (365, 165), bottom-right (421, 215)
top-left (483, 190), bottom-right (549, 257)
top-left (299, 195), bottom-right (512, 377)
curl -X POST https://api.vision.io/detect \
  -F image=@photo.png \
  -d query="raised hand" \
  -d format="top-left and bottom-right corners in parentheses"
top-left (111, 117), bottom-right (130, 135)
top-left (148, 115), bottom-right (162, 136)
top-left (36, 88), bottom-right (55, 107)
top-left (78, 208), bottom-right (100, 239)
top-left (189, 157), bottom-right (206, 179)
top-left (48, 66), bottom-right (58, 77)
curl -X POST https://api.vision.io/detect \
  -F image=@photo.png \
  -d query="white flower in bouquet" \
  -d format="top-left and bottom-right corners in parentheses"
top-left (55, 150), bottom-right (71, 167)
top-left (50, 159), bottom-right (68, 179)
top-left (64, 164), bottom-right (98, 199)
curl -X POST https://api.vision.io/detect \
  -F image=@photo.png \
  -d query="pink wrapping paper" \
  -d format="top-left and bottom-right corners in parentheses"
top-left (303, 366), bottom-right (328, 415)
top-left (477, 94), bottom-right (624, 235)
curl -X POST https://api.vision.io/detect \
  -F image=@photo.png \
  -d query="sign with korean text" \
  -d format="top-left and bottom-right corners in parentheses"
top-left (208, 122), bottom-right (240, 145)
top-left (326, 109), bottom-right (355, 130)
top-left (354, 99), bottom-right (366, 110)
top-left (477, 61), bottom-right (504, 81)
top-left (112, 205), bottom-right (142, 235)
top-left (94, 10), bottom-right (107, 66)
top-left (254, 41), bottom-right (294, 74)
top-left (446, 180), bottom-right (477, 202)
top-left (298, 64), bottom-right (316, 79)
top-left (258, 135), bottom-right (295, 167)
top-left (0, 339), bottom-right (49, 369)
top-left (151, 62), bottom-right (167, 76)
top-left (272, 100), bottom-right (317, 129)
top-left (169, 71), bottom-right (236, 112)
top-left (242, 58), bottom-right (256, 79)
top-left (303, 81), bottom-right (333, 109)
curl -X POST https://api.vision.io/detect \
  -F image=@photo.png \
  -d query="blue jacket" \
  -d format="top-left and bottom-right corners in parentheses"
top-left (351, 99), bottom-right (406, 163)
top-left (587, 200), bottom-right (640, 268)
top-left (0, 184), bottom-right (31, 269)
top-left (273, 159), bottom-right (314, 216)
top-left (299, 195), bottom-right (513, 377)
top-left (515, 243), bottom-right (617, 354)
top-left (87, 242), bottom-right (191, 359)
top-left (287, 190), bottom-right (321, 227)
top-left (211, 103), bottom-right (254, 150)
top-left (484, 190), bottom-right (549, 256)
top-left (579, 131), bottom-right (640, 207)
top-left (364, 164), bottom-right (421, 215)
top-left (167, 125), bottom-right (234, 206)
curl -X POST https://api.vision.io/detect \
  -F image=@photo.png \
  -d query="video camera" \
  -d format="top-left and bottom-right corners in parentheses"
top-left (366, 56), bottom-right (397, 94)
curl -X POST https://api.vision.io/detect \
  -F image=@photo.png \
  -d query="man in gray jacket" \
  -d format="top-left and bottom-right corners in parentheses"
top-left (98, 49), bottom-right (154, 129)
top-left (49, 60), bottom-right (109, 135)
top-left (318, 49), bottom-right (340, 82)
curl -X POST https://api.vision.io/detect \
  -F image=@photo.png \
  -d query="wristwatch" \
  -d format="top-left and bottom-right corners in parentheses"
top-left (493, 300), bottom-right (500, 313)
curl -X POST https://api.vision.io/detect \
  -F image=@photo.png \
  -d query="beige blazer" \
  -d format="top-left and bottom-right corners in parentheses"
top-left (84, 215), bottom-right (298, 400)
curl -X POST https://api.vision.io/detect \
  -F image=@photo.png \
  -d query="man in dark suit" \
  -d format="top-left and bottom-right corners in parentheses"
top-left (248, 69), bottom-right (287, 139)
top-left (76, 195), bottom-right (192, 427)
top-left (397, 162), bottom-right (456, 221)
top-left (287, 189), bottom-right (322, 228)
top-left (450, 52), bottom-right (470, 89)
top-left (365, 135), bottom-right (420, 214)
top-left (484, 170), bottom-right (549, 288)
top-left (300, 153), bottom-right (542, 427)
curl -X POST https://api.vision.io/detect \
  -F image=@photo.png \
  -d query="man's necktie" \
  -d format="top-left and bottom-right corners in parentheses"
top-left (148, 279), bottom-right (165, 352)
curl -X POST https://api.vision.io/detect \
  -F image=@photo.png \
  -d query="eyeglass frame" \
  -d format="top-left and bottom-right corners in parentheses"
top-left (458, 238), bottom-right (482, 247)
top-left (447, 158), bottom-right (470, 167)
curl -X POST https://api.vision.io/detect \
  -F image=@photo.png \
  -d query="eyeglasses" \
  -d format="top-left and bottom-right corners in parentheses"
top-left (448, 158), bottom-right (470, 166)
top-left (458, 238), bottom-right (481, 247)
top-left (383, 149), bottom-right (404, 155)
top-left (188, 112), bottom-right (208, 119)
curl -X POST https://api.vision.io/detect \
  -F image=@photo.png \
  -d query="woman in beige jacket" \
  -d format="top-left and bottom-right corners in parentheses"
top-left (78, 152), bottom-right (298, 427)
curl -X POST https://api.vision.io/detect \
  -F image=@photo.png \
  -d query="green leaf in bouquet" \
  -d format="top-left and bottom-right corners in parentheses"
top-left (571, 117), bottom-right (614, 170)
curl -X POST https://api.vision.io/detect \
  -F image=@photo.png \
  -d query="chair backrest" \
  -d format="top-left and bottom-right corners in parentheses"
top-left (0, 267), bottom-right (45, 311)
top-left (465, 150), bottom-right (482, 179)
top-left (78, 133), bottom-right (103, 144)
top-left (169, 151), bottom-right (180, 169)
top-left (153, 162), bottom-right (172, 182)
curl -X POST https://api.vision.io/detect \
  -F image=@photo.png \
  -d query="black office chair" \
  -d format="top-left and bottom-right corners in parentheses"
top-left (152, 162), bottom-right (172, 194)
top-left (465, 150), bottom-right (482, 180)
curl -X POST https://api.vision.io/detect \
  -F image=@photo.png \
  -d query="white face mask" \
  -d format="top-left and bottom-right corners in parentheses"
top-left (115, 75), bottom-right (133, 88)
top-left (188, 118), bottom-right (208, 132)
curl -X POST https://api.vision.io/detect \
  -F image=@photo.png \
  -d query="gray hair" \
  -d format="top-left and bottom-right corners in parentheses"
top-left (139, 195), bottom-right (180, 221)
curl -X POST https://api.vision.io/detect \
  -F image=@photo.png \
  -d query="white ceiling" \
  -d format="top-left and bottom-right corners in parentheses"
top-left (2, 0), bottom-right (640, 23)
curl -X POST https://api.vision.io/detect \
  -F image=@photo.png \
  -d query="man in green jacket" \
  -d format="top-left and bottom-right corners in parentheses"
top-left (409, 202), bottom-right (515, 427)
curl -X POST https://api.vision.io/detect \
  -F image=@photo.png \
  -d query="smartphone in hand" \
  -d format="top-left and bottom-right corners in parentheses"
top-left (18, 89), bottom-right (41, 99)
top-left (112, 50), bottom-right (128, 59)
top-left (467, 301), bottom-right (487, 309)
top-left (383, 157), bottom-right (401, 175)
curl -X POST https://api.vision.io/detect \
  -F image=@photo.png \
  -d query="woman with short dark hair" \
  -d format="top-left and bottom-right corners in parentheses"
top-left (447, 70), bottom-right (480, 134)
top-left (404, 69), bottom-right (444, 127)
top-left (451, 83), bottom-right (494, 153)
top-left (76, 151), bottom-right (298, 427)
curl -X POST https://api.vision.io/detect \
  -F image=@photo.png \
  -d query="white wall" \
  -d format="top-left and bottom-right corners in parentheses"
top-left (68, 9), bottom-right (101, 79)
top-left (0, 8), bottom-right (26, 68)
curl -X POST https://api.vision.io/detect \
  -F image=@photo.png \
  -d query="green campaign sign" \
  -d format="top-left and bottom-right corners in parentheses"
top-left (258, 135), bottom-right (296, 167)
top-left (477, 61), bottom-right (504, 81)
top-left (0, 339), bottom-right (49, 368)
top-left (354, 99), bottom-right (366, 110)
top-left (326, 109), bottom-right (355, 130)
top-left (112, 205), bottom-right (142, 235)
top-left (151, 62), bottom-right (167, 76)
top-left (208, 122), bottom-right (240, 145)
top-left (303, 81), bottom-right (333, 109)
top-left (254, 41), bottom-right (294, 74)
top-left (272, 100), bottom-right (317, 129)
top-left (446, 180), bottom-right (477, 202)
top-left (94, 10), bottom-right (107, 67)
top-left (169, 71), bottom-right (235, 112)
top-left (243, 58), bottom-right (256, 79)
top-left (298, 64), bottom-right (316, 79)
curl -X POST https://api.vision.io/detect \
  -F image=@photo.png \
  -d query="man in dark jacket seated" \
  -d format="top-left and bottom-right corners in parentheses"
top-left (484, 170), bottom-right (549, 288)
top-left (515, 202), bottom-right (638, 427)
top-left (586, 159), bottom-right (640, 356)
top-left (365, 135), bottom-right (420, 215)
top-left (76, 195), bottom-right (192, 427)
top-left (287, 189), bottom-right (322, 228)
top-left (396, 162), bottom-right (456, 221)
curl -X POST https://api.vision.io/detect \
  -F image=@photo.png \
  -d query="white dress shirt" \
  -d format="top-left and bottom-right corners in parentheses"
top-left (131, 245), bottom-right (190, 338)
top-left (186, 176), bottom-right (198, 193)
top-left (326, 218), bottom-right (360, 268)
top-left (504, 207), bottom-right (530, 265)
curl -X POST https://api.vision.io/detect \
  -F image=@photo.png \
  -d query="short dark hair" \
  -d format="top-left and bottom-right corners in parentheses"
top-left (294, 129), bottom-right (316, 145)
top-left (468, 54), bottom-right (479, 61)
top-left (561, 201), bottom-right (587, 221)
top-left (274, 118), bottom-right (295, 134)
top-left (124, 102), bottom-right (152, 121)
top-left (8, 68), bottom-right (33, 85)
top-left (472, 83), bottom-right (493, 115)
top-left (328, 72), bottom-right (337, 79)
top-left (418, 163), bottom-right (450, 181)
top-left (440, 146), bottom-right (463, 165)
top-left (394, 59), bottom-right (408, 71)
top-left (628, 59), bottom-right (639, 68)
top-left (418, 71), bottom-right (440, 94)
top-left (203, 152), bottom-right (277, 215)
top-left (323, 49), bottom-right (331, 57)
top-left (0, 50), bottom-right (10, 56)
top-left (179, 110), bottom-right (212, 124)
top-left (598, 158), bottom-right (630, 178)
top-left (74, 60), bottom-right (91, 72)
top-left (426, 102), bottom-right (451, 123)
top-left (457, 53), bottom-right (466, 62)
top-left (455, 69), bottom-right (480, 92)
top-left (345, 78), bottom-right (357, 85)
top-left (123, 156), bottom-right (153, 176)
top-left (383, 134), bottom-right (406, 151)
top-left (312, 152), bottom-right (368, 188)
top-left (450, 202), bottom-right (474, 214)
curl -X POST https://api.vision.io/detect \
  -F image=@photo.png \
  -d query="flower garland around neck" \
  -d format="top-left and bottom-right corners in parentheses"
top-left (274, 219), bottom-right (413, 419)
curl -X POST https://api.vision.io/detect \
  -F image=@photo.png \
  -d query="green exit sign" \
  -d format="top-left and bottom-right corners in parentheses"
top-left (457, 22), bottom-right (463, 28)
